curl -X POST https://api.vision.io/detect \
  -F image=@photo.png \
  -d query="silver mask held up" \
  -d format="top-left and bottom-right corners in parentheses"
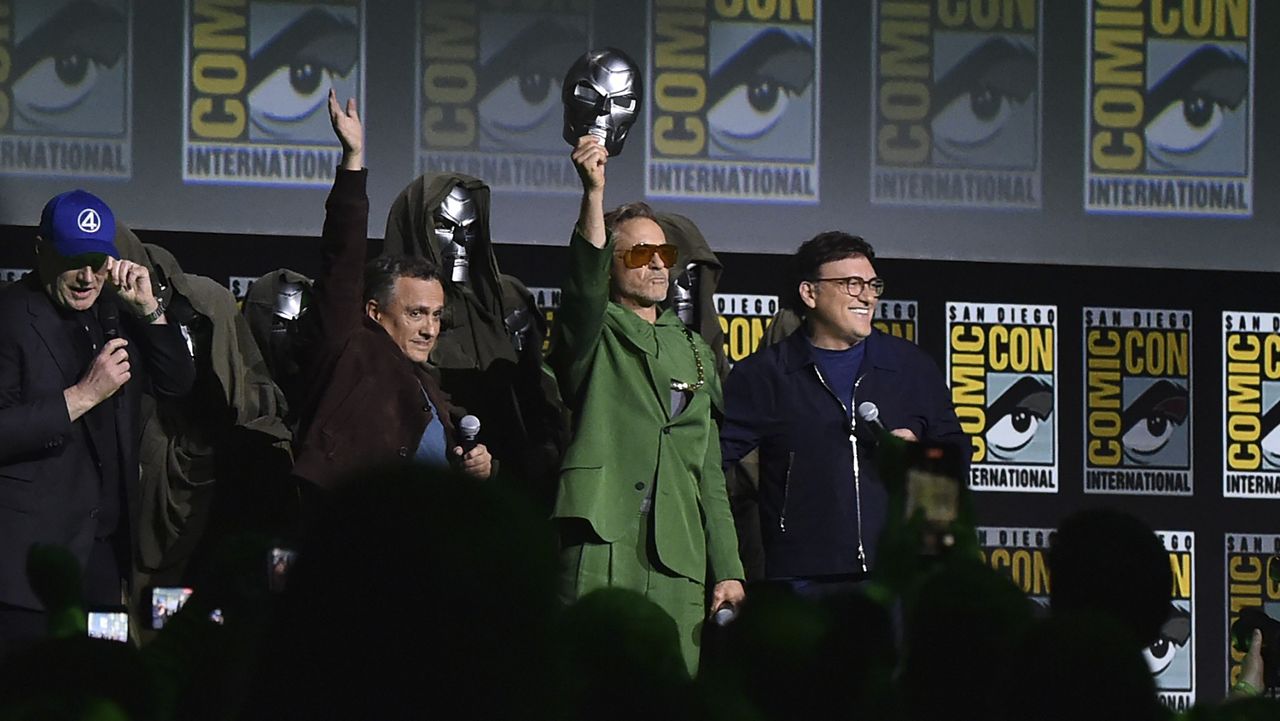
top-left (562, 47), bottom-right (643, 157)
top-left (433, 185), bottom-right (479, 284)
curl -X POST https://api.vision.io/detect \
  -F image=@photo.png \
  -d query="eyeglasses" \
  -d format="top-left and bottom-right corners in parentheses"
top-left (619, 243), bottom-right (678, 269)
top-left (807, 275), bottom-right (886, 298)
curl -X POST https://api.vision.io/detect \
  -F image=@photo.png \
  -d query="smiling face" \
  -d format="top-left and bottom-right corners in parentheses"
top-left (609, 217), bottom-right (671, 316)
top-left (800, 254), bottom-right (878, 350)
top-left (366, 276), bottom-right (445, 364)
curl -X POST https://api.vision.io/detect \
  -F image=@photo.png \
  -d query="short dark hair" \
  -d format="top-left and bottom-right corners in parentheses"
top-left (363, 255), bottom-right (442, 306)
top-left (794, 231), bottom-right (875, 281)
top-left (603, 202), bottom-right (658, 237)
top-left (789, 231), bottom-right (876, 312)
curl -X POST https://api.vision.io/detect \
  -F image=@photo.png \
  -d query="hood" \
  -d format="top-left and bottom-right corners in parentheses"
top-left (656, 212), bottom-right (728, 378)
top-left (138, 243), bottom-right (288, 435)
top-left (383, 172), bottom-right (504, 316)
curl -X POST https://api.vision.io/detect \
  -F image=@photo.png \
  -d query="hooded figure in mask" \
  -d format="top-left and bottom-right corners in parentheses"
top-left (656, 213), bottom-right (766, 581)
top-left (242, 268), bottom-right (314, 426)
top-left (383, 173), bottom-right (568, 505)
top-left (115, 229), bottom-right (294, 599)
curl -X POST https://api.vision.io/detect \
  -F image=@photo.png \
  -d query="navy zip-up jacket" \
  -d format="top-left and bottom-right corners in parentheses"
top-left (720, 328), bottom-right (969, 579)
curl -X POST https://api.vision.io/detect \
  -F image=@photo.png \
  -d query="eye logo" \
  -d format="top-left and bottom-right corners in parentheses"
top-left (1083, 309), bottom-right (1193, 496)
top-left (247, 8), bottom-right (358, 142)
top-left (77, 208), bottom-right (101, 233)
top-left (930, 36), bottom-right (1036, 167)
top-left (1122, 380), bottom-right (1189, 464)
top-left (1086, 1), bottom-right (1253, 216)
top-left (706, 28), bottom-right (814, 159)
top-left (1144, 45), bottom-right (1248, 172)
top-left (0, 0), bottom-right (132, 180)
top-left (647, 0), bottom-right (820, 203)
top-left (1144, 604), bottom-right (1192, 676)
top-left (416, 1), bottom-right (590, 194)
top-left (184, 1), bottom-right (363, 186)
top-left (871, 0), bottom-right (1041, 209)
top-left (476, 17), bottom-right (585, 151)
top-left (985, 376), bottom-right (1053, 462)
top-left (1222, 312), bottom-right (1280, 499)
top-left (948, 302), bottom-right (1057, 492)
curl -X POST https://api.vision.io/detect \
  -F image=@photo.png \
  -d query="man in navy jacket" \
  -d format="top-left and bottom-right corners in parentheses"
top-left (719, 232), bottom-right (968, 594)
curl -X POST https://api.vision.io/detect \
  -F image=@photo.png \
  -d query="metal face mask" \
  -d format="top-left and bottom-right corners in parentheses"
top-left (562, 48), bottom-right (643, 157)
top-left (433, 184), bottom-right (479, 284)
top-left (273, 277), bottom-right (310, 321)
top-left (673, 263), bottom-right (699, 328)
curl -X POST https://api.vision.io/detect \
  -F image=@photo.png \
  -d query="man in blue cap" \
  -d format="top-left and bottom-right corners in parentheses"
top-left (0, 190), bottom-right (195, 655)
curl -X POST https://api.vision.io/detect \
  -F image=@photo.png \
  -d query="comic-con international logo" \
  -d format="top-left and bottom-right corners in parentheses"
top-left (646, 0), bottom-right (819, 203)
top-left (0, 0), bottom-right (131, 178)
top-left (1224, 534), bottom-right (1280, 694)
top-left (1151, 531), bottom-right (1195, 711)
top-left (947, 303), bottom-right (1057, 492)
top-left (977, 526), bottom-right (1051, 611)
top-left (716, 293), bottom-right (777, 363)
top-left (416, 0), bottom-right (589, 193)
top-left (183, 0), bottom-right (363, 186)
top-left (1083, 307), bottom-right (1192, 496)
top-left (1086, 0), bottom-right (1253, 216)
top-left (528, 286), bottom-right (561, 355)
top-left (1222, 312), bottom-right (1280, 498)
top-left (870, 0), bottom-right (1041, 209)
top-left (875, 300), bottom-right (917, 343)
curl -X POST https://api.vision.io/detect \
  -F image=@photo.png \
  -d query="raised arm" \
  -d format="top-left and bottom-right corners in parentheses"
top-left (571, 135), bottom-right (608, 248)
top-left (301, 91), bottom-right (369, 351)
top-left (549, 137), bottom-right (613, 404)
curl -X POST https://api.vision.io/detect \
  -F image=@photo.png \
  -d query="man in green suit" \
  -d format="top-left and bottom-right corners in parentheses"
top-left (551, 135), bottom-right (745, 674)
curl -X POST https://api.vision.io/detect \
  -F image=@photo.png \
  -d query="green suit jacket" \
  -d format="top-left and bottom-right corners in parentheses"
top-left (549, 231), bottom-right (743, 585)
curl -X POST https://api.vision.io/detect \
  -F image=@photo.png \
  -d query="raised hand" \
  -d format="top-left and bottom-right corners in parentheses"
top-left (328, 88), bottom-right (364, 170)
top-left (571, 135), bottom-right (609, 248)
top-left (571, 134), bottom-right (608, 194)
top-left (104, 257), bottom-right (159, 320)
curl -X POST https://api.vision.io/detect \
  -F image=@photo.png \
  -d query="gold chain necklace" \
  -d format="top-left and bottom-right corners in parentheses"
top-left (670, 325), bottom-right (706, 392)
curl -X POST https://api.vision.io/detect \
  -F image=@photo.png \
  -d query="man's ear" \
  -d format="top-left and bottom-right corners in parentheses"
top-left (364, 298), bottom-right (380, 321)
top-left (797, 280), bottom-right (818, 310)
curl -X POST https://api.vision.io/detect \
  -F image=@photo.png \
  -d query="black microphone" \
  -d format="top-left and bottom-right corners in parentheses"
top-left (459, 415), bottom-right (481, 455)
top-left (856, 401), bottom-right (889, 441)
top-left (99, 301), bottom-right (123, 409)
top-left (100, 300), bottom-right (120, 342)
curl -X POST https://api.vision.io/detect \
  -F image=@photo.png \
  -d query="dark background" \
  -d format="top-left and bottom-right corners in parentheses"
top-left (2, 0), bottom-right (1277, 703)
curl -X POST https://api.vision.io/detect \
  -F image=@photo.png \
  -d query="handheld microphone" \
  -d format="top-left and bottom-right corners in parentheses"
top-left (100, 300), bottom-right (120, 342)
top-left (459, 415), bottom-right (481, 455)
top-left (712, 604), bottom-right (737, 626)
top-left (856, 401), bottom-right (889, 440)
top-left (99, 301), bottom-right (124, 410)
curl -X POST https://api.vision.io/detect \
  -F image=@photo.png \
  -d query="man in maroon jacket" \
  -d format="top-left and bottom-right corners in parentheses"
top-left (290, 92), bottom-right (492, 494)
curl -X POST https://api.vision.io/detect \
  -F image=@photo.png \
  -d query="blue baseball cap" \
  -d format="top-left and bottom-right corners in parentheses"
top-left (38, 190), bottom-right (118, 259)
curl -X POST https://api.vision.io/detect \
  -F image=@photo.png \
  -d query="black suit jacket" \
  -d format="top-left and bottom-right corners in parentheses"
top-left (0, 275), bottom-right (194, 609)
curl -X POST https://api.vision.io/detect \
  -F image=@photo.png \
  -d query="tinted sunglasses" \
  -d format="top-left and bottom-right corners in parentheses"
top-left (620, 243), bottom-right (678, 269)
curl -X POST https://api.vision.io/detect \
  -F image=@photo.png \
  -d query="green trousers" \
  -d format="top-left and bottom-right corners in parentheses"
top-left (559, 509), bottom-right (706, 675)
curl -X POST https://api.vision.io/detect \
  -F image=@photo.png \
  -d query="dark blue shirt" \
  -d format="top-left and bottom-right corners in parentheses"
top-left (810, 338), bottom-right (866, 412)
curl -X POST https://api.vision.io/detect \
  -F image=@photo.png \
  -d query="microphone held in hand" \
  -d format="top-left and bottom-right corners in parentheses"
top-left (459, 415), bottom-right (481, 455)
top-left (856, 401), bottom-right (889, 441)
top-left (100, 300), bottom-right (120, 342)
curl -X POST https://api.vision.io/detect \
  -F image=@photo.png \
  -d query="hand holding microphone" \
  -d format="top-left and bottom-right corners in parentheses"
top-left (454, 415), bottom-right (492, 480)
top-left (857, 401), bottom-right (919, 443)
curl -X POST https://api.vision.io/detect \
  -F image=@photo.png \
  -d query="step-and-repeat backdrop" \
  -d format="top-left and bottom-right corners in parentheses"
top-left (2, 0), bottom-right (1278, 709)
